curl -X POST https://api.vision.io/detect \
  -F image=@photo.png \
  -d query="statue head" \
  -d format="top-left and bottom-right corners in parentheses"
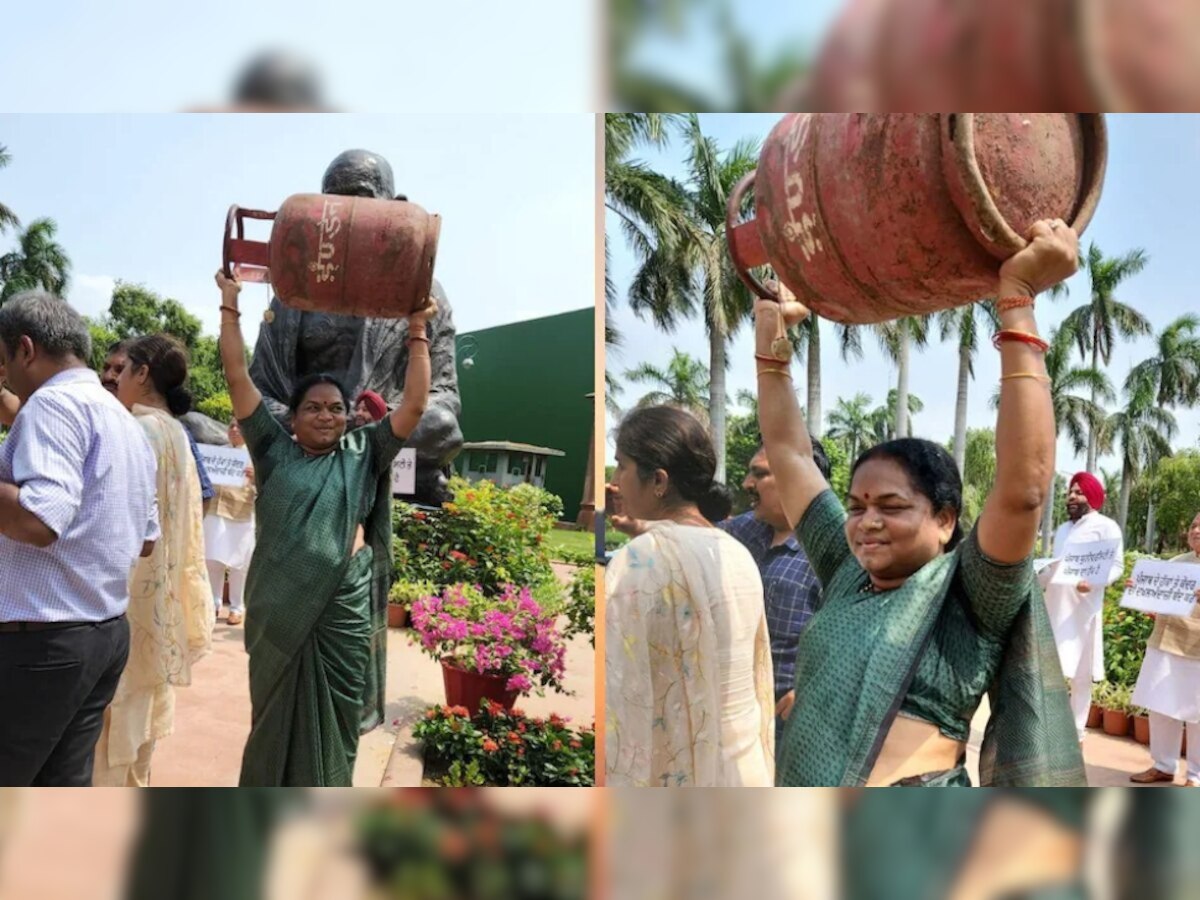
top-left (322, 149), bottom-right (399, 200)
top-left (232, 51), bottom-right (324, 108)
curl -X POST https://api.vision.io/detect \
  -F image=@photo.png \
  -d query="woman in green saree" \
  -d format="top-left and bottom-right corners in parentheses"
top-left (216, 270), bottom-right (432, 786)
top-left (757, 219), bottom-right (1086, 787)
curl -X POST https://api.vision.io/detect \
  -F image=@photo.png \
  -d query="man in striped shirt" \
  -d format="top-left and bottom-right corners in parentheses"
top-left (0, 292), bottom-right (159, 786)
top-left (719, 440), bottom-right (829, 740)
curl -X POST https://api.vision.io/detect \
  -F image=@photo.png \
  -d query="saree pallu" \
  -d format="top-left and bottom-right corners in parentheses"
top-left (237, 403), bottom-right (403, 786)
top-left (605, 523), bottom-right (775, 787)
top-left (96, 406), bottom-right (212, 784)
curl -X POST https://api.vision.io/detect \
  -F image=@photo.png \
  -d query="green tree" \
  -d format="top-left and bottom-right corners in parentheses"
top-left (1123, 314), bottom-right (1200, 548)
top-left (1060, 243), bottom-right (1153, 470)
top-left (621, 114), bottom-right (759, 481)
top-left (724, 390), bottom-right (761, 511)
top-left (827, 393), bottom-right (875, 462)
top-left (0, 218), bottom-right (70, 302)
top-left (0, 145), bottom-right (19, 236)
top-left (1102, 383), bottom-right (1176, 536)
top-left (1148, 451), bottom-right (1200, 552)
top-left (948, 427), bottom-right (998, 530)
top-left (624, 348), bottom-right (710, 418)
top-left (870, 389), bottom-right (924, 443)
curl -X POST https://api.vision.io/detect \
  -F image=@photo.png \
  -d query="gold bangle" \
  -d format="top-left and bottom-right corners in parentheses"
top-left (1000, 372), bottom-right (1050, 382)
top-left (757, 367), bottom-right (792, 378)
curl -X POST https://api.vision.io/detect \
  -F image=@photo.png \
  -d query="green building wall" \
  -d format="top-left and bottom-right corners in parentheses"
top-left (454, 308), bottom-right (594, 521)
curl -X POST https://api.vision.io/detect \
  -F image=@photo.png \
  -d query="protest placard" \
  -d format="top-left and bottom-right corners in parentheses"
top-left (392, 448), bottom-right (416, 496)
top-left (197, 444), bottom-right (251, 488)
top-left (1119, 558), bottom-right (1200, 617)
top-left (1049, 539), bottom-right (1121, 588)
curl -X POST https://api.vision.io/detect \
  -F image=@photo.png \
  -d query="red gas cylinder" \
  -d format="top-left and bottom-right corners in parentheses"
top-left (792, 0), bottom-right (1200, 112)
top-left (726, 113), bottom-right (1107, 324)
top-left (223, 193), bottom-right (441, 318)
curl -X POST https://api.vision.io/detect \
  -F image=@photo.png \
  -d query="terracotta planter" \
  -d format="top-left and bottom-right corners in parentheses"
top-left (441, 659), bottom-right (518, 713)
top-left (1133, 714), bottom-right (1151, 745)
top-left (387, 604), bottom-right (408, 629)
top-left (1102, 709), bottom-right (1130, 737)
top-left (1086, 703), bottom-right (1104, 729)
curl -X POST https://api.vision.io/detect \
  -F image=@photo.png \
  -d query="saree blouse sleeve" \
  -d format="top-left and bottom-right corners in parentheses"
top-left (367, 419), bottom-right (408, 474)
top-left (958, 526), bottom-right (1036, 641)
top-left (238, 400), bottom-right (294, 485)
top-left (796, 489), bottom-right (854, 589)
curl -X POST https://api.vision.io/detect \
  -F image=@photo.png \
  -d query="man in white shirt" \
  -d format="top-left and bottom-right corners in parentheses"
top-left (0, 291), bottom-right (159, 786)
top-left (1039, 471), bottom-right (1124, 742)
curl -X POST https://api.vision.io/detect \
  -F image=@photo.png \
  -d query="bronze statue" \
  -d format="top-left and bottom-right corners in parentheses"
top-left (248, 149), bottom-right (463, 503)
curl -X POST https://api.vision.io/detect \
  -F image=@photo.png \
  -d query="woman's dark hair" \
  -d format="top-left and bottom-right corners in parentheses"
top-left (616, 406), bottom-right (732, 522)
top-left (125, 333), bottom-right (192, 416)
top-left (851, 438), bottom-right (964, 550)
top-left (288, 373), bottom-right (351, 415)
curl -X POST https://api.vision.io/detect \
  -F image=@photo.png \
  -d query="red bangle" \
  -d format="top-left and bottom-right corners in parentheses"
top-left (406, 335), bottom-right (430, 347)
top-left (997, 296), bottom-right (1035, 312)
top-left (992, 329), bottom-right (1049, 353)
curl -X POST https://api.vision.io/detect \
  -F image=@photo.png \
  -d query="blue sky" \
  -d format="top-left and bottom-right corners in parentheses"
top-left (0, 114), bottom-right (596, 347)
top-left (607, 114), bottom-right (1200, 481)
top-left (0, 2), bottom-right (593, 112)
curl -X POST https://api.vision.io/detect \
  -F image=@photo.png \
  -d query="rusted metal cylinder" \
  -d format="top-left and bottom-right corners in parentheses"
top-left (726, 113), bottom-right (1106, 324)
top-left (792, 0), bottom-right (1200, 112)
top-left (223, 193), bottom-right (441, 318)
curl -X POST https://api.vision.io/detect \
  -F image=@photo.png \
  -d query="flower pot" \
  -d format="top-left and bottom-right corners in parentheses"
top-left (387, 604), bottom-right (408, 629)
top-left (1086, 703), bottom-right (1104, 729)
top-left (441, 659), bottom-right (518, 713)
top-left (1102, 709), bottom-right (1130, 737)
top-left (1133, 714), bottom-right (1150, 745)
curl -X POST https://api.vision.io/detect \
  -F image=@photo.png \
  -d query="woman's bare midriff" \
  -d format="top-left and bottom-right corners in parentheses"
top-left (865, 715), bottom-right (964, 786)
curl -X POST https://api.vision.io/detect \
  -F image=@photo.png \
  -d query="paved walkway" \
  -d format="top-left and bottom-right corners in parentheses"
top-left (964, 697), bottom-right (1178, 786)
top-left (149, 564), bottom-right (595, 787)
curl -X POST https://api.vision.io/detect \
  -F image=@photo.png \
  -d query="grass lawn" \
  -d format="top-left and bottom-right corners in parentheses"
top-left (545, 528), bottom-right (596, 560)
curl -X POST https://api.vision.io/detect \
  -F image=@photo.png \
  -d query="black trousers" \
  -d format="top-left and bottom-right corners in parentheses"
top-left (0, 615), bottom-right (129, 786)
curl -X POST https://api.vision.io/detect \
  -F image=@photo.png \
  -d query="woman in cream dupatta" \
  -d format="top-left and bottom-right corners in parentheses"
top-left (606, 406), bottom-right (774, 787)
top-left (94, 334), bottom-right (213, 786)
top-left (1131, 512), bottom-right (1200, 786)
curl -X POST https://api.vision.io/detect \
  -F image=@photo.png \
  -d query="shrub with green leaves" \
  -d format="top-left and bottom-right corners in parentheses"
top-left (393, 477), bottom-right (558, 596)
top-left (412, 701), bottom-right (594, 787)
top-left (564, 566), bottom-right (595, 646)
top-left (1102, 551), bottom-right (1157, 687)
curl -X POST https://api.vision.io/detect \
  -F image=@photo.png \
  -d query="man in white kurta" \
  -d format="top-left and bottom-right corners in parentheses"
top-left (1130, 512), bottom-right (1200, 785)
top-left (1039, 472), bottom-right (1123, 742)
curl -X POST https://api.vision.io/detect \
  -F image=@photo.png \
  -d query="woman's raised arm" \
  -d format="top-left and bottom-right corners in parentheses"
top-left (215, 270), bottom-right (263, 421)
top-left (977, 220), bottom-right (1079, 564)
top-left (755, 287), bottom-right (831, 529)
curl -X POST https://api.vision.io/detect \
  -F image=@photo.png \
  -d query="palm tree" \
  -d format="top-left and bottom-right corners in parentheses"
top-left (873, 316), bottom-right (931, 438)
top-left (1060, 243), bottom-right (1153, 470)
top-left (0, 145), bottom-right (19, 236)
top-left (624, 348), bottom-right (710, 419)
top-left (604, 114), bottom-right (688, 336)
top-left (1102, 383), bottom-right (1177, 535)
top-left (938, 302), bottom-right (1000, 474)
top-left (1123, 313), bottom-right (1200, 547)
top-left (827, 393), bottom-right (875, 462)
top-left (622, 114), bottom-right (759, 481)
top-left (991, 325), bottom-right (1114, 553)
top-left (869, 389), bottom-right (924, 443)
top-left (0, 218), bottom-right (71, 303)
top-left (789, 312), bottom-right (862, 440)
